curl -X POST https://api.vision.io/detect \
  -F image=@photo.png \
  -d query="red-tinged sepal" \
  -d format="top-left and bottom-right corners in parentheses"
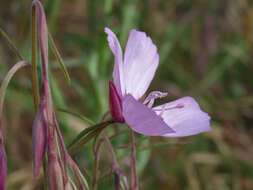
top-left (109, 81), bottom-right (124, 122)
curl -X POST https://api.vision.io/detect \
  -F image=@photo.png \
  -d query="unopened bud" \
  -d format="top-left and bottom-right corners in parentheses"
top-left (32, 108), bottom-right (47, 178)
top-left (47, 136), bottom-right (64, 190)
top-left (47, 155), bottom-right (64, 189)
top-left (109, 81), bottom-right (124, 122)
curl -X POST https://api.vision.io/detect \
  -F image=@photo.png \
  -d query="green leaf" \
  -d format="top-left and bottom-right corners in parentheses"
top-left (0, 28), bottom-right (23, 61)
top-left (68, 120), bottom-right (113, 154)
top-left (48, 33), bottom-right (71, 85)
top-left (58, 108), bottom-right (95, 126)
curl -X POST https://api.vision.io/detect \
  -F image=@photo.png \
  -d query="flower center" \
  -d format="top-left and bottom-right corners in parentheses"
top-left (143, 91), bottom-right (168, 108)
top-left (144, 91), bottom-right (184, 116)
top-left (153, 103), bottom-right (184, 116)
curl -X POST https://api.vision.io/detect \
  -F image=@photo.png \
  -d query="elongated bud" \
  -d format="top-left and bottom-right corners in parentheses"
top-left (48, 156), bottom-right (64, 190)
top-left (32, 108), bottom-right (47, 178)
top-left (32, 0), bottom-right (48, 79)
top-left (47, 138), bottom-right (64, 190)
top-left (0, 137), bottom-right (7, 190)
top-left (109, 81), bottom-right (124, 122)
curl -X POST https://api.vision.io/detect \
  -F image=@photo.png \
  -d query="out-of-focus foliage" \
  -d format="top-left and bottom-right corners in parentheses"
top-left (0, 0), bottom-right (253, 189)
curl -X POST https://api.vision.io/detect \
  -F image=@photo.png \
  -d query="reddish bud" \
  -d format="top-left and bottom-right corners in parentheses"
top-left (47, 137), bottom-right (64, 190)
top-left (32, 108), bottom-right (47, 178)
top-left (47, 156), bottom-right (64, 190)
top-left (109, 81), bottom-right (124, 122)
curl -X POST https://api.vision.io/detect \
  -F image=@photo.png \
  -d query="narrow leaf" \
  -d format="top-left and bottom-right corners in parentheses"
top-left (31, 5), bottom-right (39, 111)
top-left (49, 33), bottom-right (71, 85)
top-left (0, 28), bottom-right (23, 60)
top-left (58, 108), bottom-right (95, 126)
top-left (68, 120), bottom-right (113, 154)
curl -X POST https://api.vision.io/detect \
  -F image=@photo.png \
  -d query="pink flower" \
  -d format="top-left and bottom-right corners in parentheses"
top-left (105, 27), bottom-right (211, 137)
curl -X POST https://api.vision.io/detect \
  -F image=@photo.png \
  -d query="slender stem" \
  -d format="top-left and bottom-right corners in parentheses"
top-left (0, 61), bottom-right (29, 128)
top-left (0, 28), bottom-right (23, 60)
top-left (53, 115), bottom-right (70, 184)
top-left (103, 135), bottom-right (119, 169)
top-left (67, 155), bottom-right (88, 190)
top-left (92, 112), bottom-right (113, 190)
top-left (31, 5), bottom-right (39, 111)
top-left (92, 138), bottom-right (103, 190)
top-left (93, 128), bottom-right (127, 190)
top-left (130, 131), bottom-right (138, 190)
top-left (100, 110), bottom-right (110, 122)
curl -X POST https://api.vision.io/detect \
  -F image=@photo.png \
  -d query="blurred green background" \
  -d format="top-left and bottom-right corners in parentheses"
top-left (1, 0), bottom-right (253, 189)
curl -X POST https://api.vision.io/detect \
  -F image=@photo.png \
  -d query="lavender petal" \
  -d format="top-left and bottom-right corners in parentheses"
top-left (122, 94), bottom-right (174, 136)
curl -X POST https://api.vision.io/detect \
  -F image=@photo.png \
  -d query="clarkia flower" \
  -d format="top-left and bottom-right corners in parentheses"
top-left (105, 27), bottom-right (211, 137)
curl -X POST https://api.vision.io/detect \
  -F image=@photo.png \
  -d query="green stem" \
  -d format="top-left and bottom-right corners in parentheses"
top-left (130, 131), bottom-right (138, 190)
top-left (0, 61), bottom-right (29, 121)
top-left (43, 158), bottom-right (48, 190)
top-left (92, 138), bottom-right (104, 190)
top-left (31, 5), bottom-right (40, 111)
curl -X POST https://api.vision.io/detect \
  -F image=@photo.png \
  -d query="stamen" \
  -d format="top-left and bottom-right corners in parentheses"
top-left (153, 103), bottom-right (184, 112)
top-left (143, 91), bottom-right (168, 108)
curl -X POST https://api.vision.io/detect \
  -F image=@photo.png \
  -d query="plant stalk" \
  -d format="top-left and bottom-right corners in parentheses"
top-left (130, 131), bottom-right (138, 190)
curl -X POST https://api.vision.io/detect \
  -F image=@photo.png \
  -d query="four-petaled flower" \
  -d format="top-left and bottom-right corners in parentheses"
top-left (105, 27), bottom-right (211, 137)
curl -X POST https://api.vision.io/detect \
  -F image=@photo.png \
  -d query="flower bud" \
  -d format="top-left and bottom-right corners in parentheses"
top-left (47, 144), bottom-right (64, 190)
top-left (109, 81), bottom-right (124, 122)
top-left (32, 108), bottom-right (47, 178)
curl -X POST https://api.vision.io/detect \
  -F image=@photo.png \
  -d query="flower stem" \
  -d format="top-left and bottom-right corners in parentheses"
top-left (0, 61), bottom-right (29, 123)
top-left (130, 130), bottom-right (138, 190)
top-left (92, 112), bottom-right (114, 190)
top-left (52, 115), bottom-right (69, 185)
top-left (31, 5), bottom-right (39, 111)
top-left (92, 138), bottom-right (103, 190)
